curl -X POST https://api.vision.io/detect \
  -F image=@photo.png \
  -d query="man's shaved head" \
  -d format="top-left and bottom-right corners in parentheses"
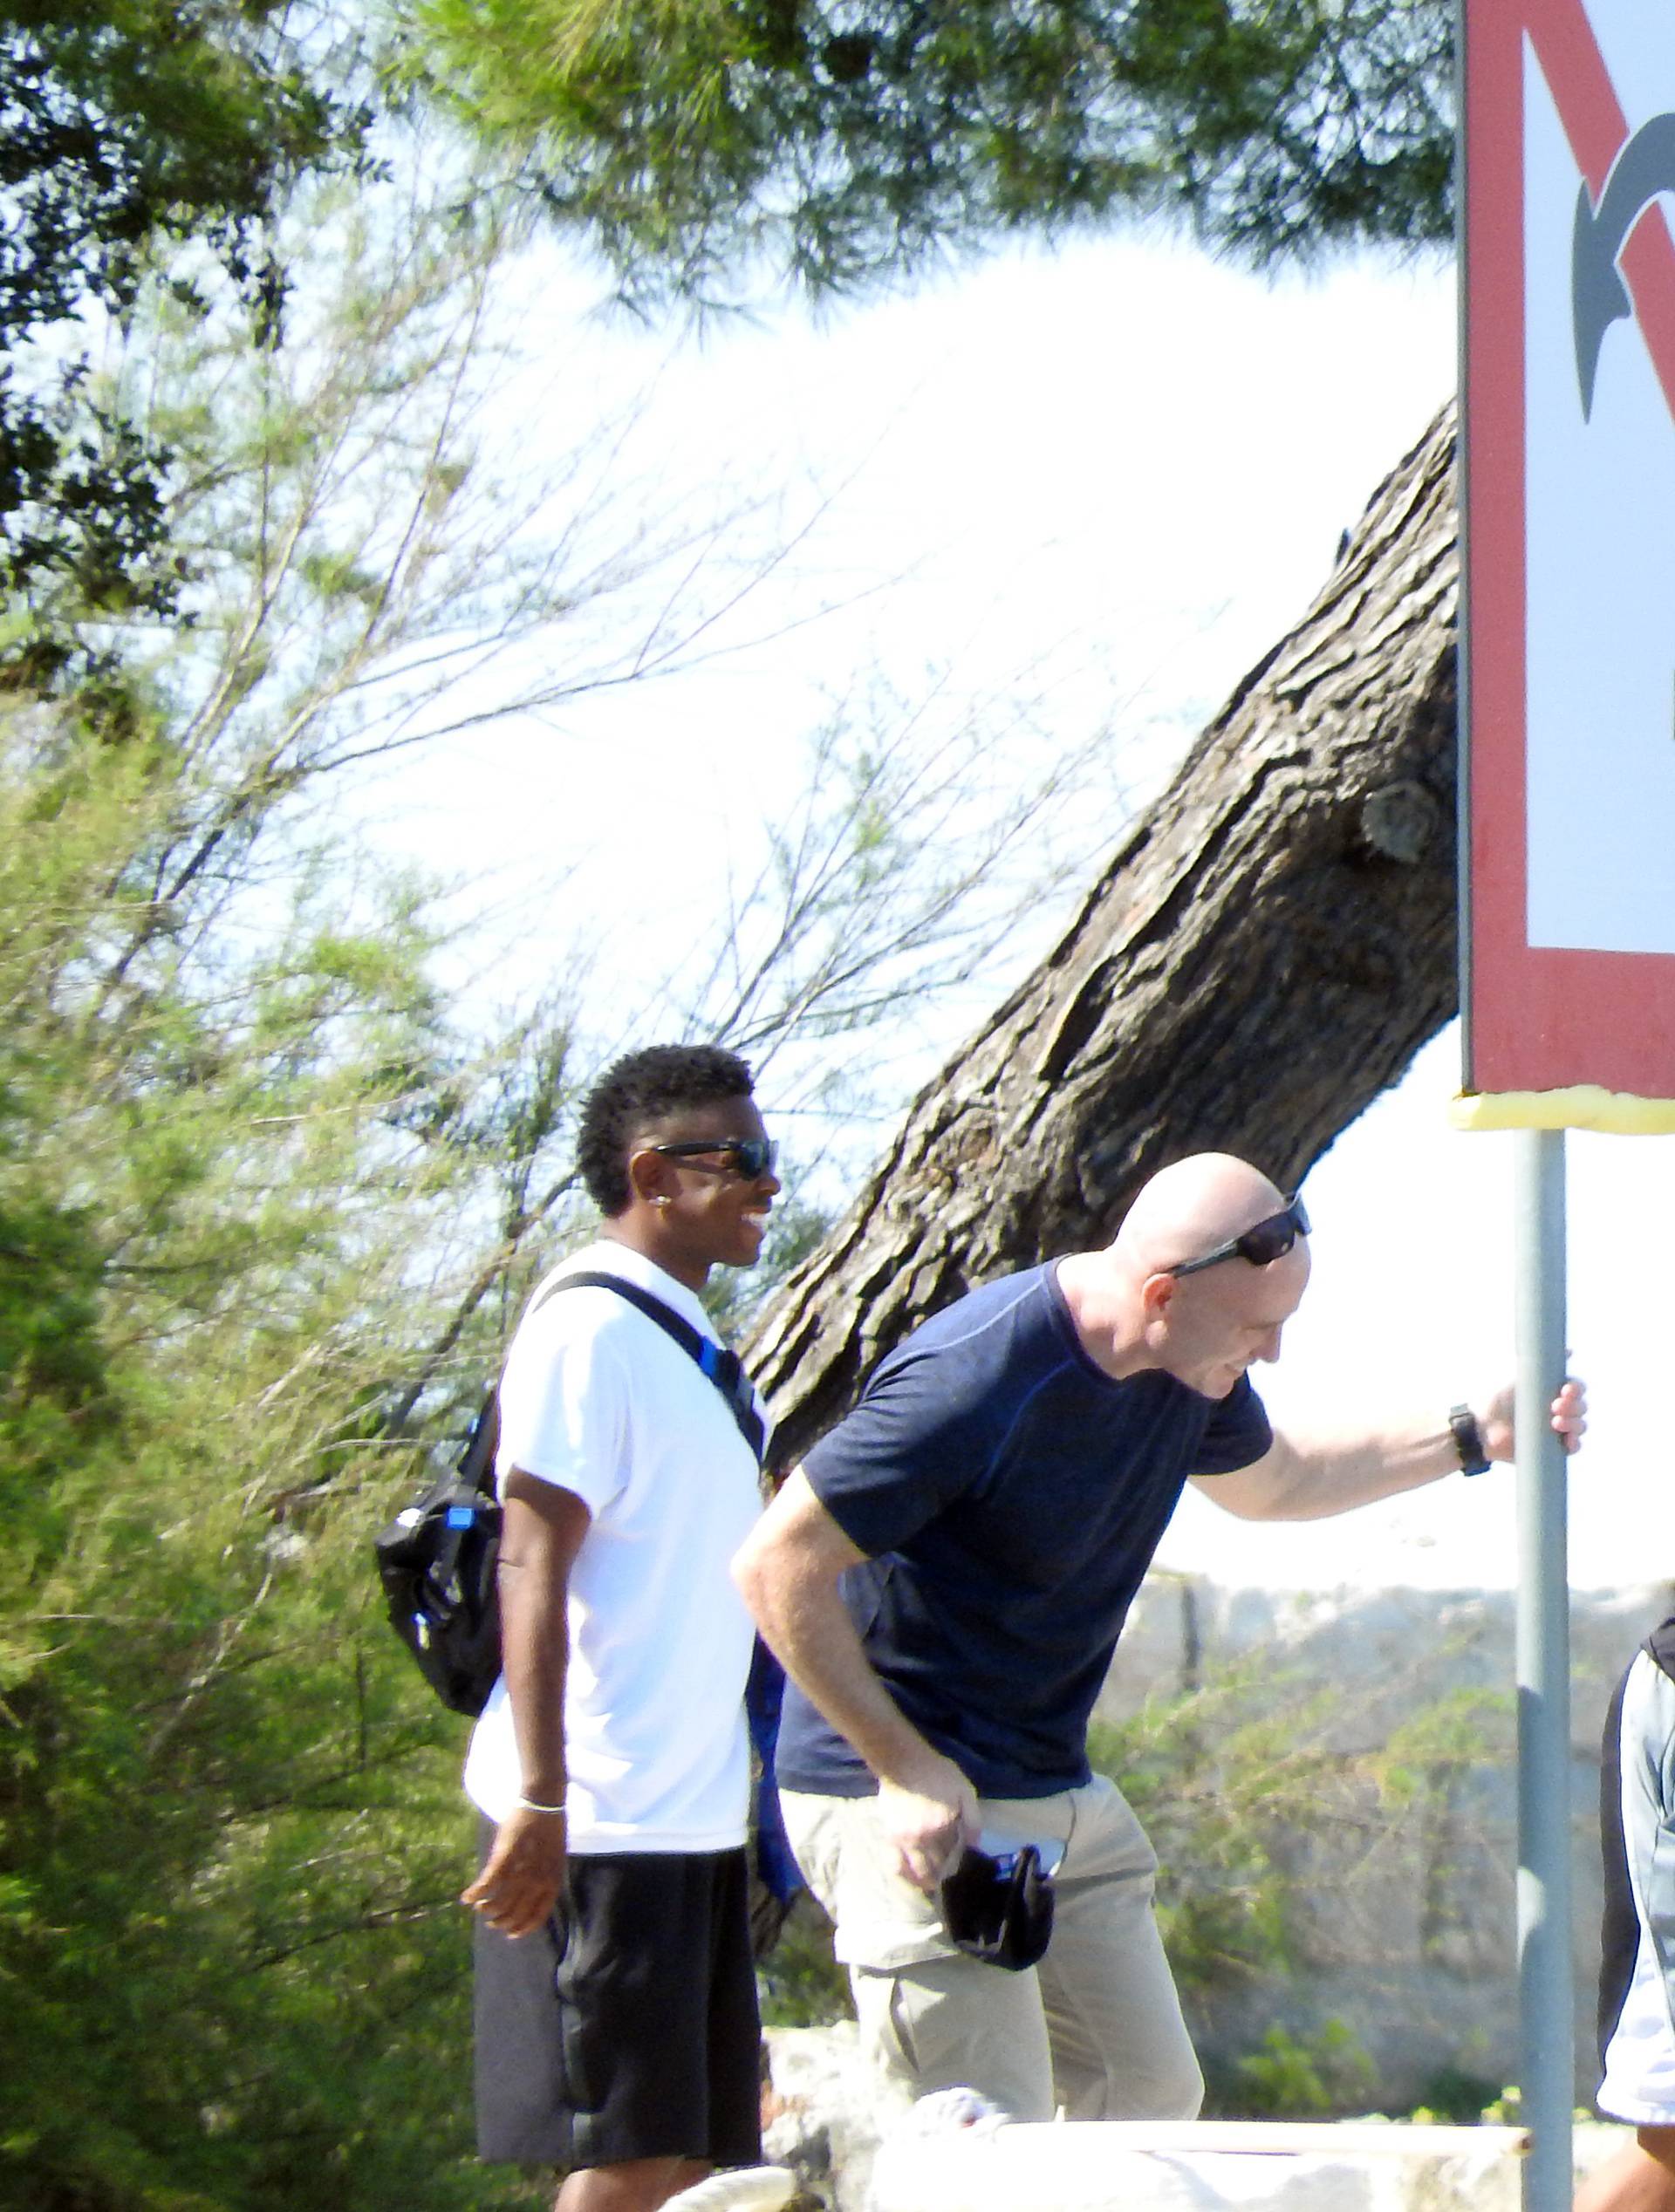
top-left (1116, 1154), bottom-right (1289, 1279)
top-left (1053, 1150), bottom-right (1308, 1393)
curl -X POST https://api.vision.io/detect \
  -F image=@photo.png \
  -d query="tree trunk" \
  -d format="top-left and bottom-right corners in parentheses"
top-left (748, 401), bottom-right (1460, 1467)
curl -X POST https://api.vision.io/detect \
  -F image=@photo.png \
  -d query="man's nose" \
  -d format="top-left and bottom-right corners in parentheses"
top-left (1255, 1327), bottom-right (1284, 1364)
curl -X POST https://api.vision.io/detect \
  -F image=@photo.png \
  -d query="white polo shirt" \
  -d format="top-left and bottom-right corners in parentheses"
top-left (462, 1240), bottom-right (762, 1853)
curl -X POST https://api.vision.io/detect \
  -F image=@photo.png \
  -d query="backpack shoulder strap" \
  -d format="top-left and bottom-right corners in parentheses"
top-left (453, 1271), bottom-right (577, 1492)
top-left (555, 1270), bottom-right (766, 1464)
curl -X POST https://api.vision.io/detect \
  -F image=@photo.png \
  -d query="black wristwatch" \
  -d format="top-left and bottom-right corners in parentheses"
top-left (1449, 1403), bottom-right (1490, 1477)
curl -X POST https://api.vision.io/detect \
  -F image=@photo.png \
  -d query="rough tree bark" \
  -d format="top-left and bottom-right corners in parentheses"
top-left (748, 400), bottom-right (1460, 1468)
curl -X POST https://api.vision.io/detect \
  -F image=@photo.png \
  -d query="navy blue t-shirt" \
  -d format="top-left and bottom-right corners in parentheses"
top-left (776, 1262), bottom-right (1272, 1799)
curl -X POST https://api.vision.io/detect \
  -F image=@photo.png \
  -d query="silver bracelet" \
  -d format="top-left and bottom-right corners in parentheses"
top-left (515, 1794), bottom-right (567, 1816)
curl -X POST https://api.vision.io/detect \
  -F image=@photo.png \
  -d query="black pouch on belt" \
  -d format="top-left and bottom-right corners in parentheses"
top-left (940, 1843), bottom-right (1056, 1971)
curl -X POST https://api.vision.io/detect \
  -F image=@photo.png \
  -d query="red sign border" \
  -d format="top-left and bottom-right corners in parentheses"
top-left (1463, 0), bottom-right (1675, 1099)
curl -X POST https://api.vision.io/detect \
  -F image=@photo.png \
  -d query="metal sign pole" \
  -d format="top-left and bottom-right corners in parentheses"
top-left (1514, 1125), bottom-right (1572, 2212)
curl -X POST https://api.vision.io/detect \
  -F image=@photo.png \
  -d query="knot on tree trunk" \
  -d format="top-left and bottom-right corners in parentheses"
top-left (1357, 779), bottom-right (1439, 864)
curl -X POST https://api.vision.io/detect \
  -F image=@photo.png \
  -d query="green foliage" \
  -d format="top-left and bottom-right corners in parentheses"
top-left (416, 0), bottom-right (1456, 309)
top-left (0, 669), bottom-right (598, 2199)
top-left (757, 1890), bottom-right (853, 2029)
top-left (1232, 2020), bottom-right (1377, 2119)
top-left (1089, 1656), bottom-right (1508, 2117)
top-left (0, 699), bottom-right (544, 2209)
top-left (1371, 1682), bottom-right (1512, 1807)
top-left (0, 0), bottom-right (366, 620)
top-left (1088, 1665), bottom-right (1344, 2000)
top-left (1405, 2064), bottom-right (1509, 2125)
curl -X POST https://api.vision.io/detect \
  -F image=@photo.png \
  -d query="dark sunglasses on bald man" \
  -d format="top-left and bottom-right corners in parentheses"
top-left (1169, 1195), bottom-right (1309, 1278)
top-left (649, 1136), bottom-right (777, 1180)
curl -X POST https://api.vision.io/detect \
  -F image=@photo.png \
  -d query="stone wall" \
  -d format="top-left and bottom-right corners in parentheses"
top-left (1093, 1575), bottom-right (1675, 2108)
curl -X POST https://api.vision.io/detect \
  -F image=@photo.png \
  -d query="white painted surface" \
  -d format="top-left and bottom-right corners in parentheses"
top-left (871, 2120), bottom-right (1524, 2212)
top-left (1523, 9), bottom-right (1675, 955)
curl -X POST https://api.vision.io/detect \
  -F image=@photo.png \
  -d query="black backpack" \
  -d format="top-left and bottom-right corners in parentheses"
top-left (373, 1272), bottom-right (765, 1716)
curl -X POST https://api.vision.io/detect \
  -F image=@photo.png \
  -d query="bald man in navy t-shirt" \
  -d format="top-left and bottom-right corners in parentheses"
top-left (735, 1153), bottom-right (1584, 2123)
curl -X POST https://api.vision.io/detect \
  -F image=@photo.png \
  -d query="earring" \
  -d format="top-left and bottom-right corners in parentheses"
top-left (653, 1195), bottom-right (671, 1208)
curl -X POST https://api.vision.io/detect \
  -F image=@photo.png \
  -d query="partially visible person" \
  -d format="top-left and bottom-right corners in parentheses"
top-left (461, 1043), bottom-right (779, 2212)
top-left (1576, 1617), bottom-right (1675, 2212)
top-left (735, 1151), bottom-right (1587, 2127)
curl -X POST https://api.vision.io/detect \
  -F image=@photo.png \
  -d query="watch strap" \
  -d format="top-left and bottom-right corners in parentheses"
top-left (1449, 1403), bottom-right (1490, 1477)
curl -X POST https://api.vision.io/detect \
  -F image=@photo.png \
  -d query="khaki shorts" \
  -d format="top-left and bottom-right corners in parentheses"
top-left (781, 1774), bottom-right (1202, 2125)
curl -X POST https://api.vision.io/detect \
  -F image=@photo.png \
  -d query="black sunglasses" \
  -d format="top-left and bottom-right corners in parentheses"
top-left (1169, 1195), bottom-right (1310, 1278)
top-left (649, 1137), bottom-right (777, 1180)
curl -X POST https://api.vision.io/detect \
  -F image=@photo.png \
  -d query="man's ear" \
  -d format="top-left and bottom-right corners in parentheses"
top-left (1138, 1272), bottom-right (1177, 1322)
top-left (626, 1144), bottom-right (677, 1210)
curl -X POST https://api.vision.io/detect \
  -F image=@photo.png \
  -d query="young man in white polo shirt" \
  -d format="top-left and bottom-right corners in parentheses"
top-left (461, 1044), bottom-right (779, 2212)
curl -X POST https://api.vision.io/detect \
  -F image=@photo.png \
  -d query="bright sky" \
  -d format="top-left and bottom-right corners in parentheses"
top-left (364, 225), bottom-right (1675, 1598)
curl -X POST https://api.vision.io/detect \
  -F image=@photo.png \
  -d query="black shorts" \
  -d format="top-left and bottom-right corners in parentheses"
top-left (473, 1826), bottom-right (762, 2171)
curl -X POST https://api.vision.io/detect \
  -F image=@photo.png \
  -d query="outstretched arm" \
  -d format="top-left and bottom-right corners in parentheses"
top-left (1194, 1379), bottom-right (1586, 1522)
top-left (733, 1469), bottom-right (978, 1890)
top-left (460, 1472), bottom-right (591, 1938)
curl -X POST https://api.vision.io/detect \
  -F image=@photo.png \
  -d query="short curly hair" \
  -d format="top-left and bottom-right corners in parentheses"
top-left (576, 1043), bottom-right (756, 1217)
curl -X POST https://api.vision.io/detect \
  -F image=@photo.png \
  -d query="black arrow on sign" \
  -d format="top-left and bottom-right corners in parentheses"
top-left (1573, 112), bottom-right (1675, 420)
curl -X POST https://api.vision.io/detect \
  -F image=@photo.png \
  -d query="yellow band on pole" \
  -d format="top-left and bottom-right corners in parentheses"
top-left (1451, 1086), bottom-right (1675, 1132)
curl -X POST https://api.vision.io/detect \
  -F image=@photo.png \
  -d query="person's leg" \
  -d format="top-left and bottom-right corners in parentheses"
top-left (1576, 2128), bottom-right (1675, 2212)
top-left (781, 1791), bottom-right (1056, 2119)
top-left (557, 2159), bottom-right (711, 2212)
top-left (849, 1953), bottom-right (1057, 2120)
top-left (552, 1851), bottom-right (761, 2212)
top-left (1029, 1776), bottom-right (1202, 2120)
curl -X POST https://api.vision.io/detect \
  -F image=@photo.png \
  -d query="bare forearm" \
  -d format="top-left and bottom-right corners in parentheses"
top-left (461, 1475), bottom-right (590, 1937)
top-left (1204, 1378), bottom-right (1585, 1521)
top-left (498, 1549), bottom-right (569, 1800)
top-left (1205, 1417), bottom-right (1460, 1521)
top-left (741, 1553), bottom-right (940, 1790)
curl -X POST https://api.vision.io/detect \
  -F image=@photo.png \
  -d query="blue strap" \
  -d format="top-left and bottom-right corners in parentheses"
top-left (748, 1637), bottom-right (801, 1903)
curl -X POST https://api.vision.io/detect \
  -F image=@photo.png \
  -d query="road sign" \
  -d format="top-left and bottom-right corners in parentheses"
top-left (1463, 0), bottom-right (1675, 1116)
top-left (1460, 10), bottom-right (1675, 2209)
